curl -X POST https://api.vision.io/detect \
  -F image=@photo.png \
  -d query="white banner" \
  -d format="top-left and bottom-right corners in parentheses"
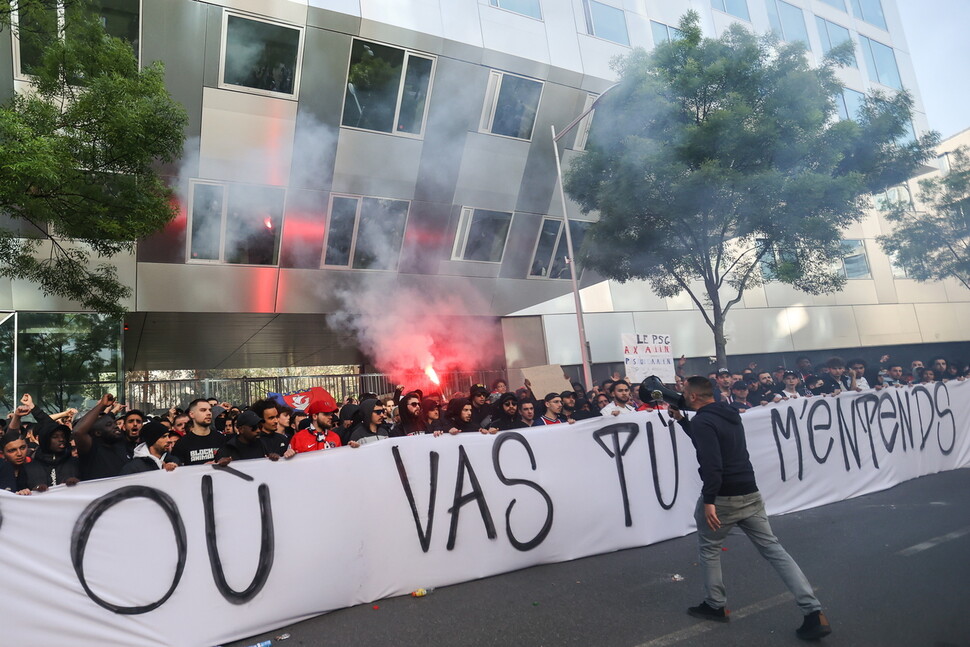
top-left (622, 333), bottom-right (676, 383)
top-left (2, 381), bottom-right (969, 646)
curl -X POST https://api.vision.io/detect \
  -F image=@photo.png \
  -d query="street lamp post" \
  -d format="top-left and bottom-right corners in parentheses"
top-left (550, 84), bottom-right (618, 393)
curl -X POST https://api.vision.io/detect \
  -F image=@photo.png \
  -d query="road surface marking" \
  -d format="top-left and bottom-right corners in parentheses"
top-left (897, 527), bottom-right (970, 557)
top-left (634, 592), bottom-right (794, 647)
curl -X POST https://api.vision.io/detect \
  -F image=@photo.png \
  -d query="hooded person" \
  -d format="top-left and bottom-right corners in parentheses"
top-left (420, 398), bottom-right (450, 435)
top-left (349, 399), bottom-right (391, 445)
top-left (444, 398), bottom-right (479, 434)
top-left (121, 421), bottom-right (180, 474)
top-left (482, 393), bottom-right (522, 431)
top-left (336, 403), bottom-right (362, 446)
top-left (468, 384), bottom-right (492, 429)
top-left (24, 419), bottom-right (80, 489)
top-left (390, 390), bottom-right (428, 437)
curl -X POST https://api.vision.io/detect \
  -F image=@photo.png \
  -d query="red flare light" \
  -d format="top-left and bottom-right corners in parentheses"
top-left (424, 365), bottom-right (440, 385)
top-left (264, 217), bottom-right (273, 230)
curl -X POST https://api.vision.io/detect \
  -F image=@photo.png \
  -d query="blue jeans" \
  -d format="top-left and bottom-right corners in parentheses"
top-left (694, 493), bottom-right (821, 614)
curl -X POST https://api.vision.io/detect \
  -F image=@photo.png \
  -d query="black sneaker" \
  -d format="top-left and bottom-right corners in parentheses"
top-left (687, 601), bottom-right (729, 623)
top-left (796, 610), bottom-right (832, 640)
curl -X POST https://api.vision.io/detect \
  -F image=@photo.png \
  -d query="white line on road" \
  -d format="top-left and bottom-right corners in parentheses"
top-left (897, 526), bottom-right (970, 557)
top-left (633, 592), bottom-right (794, 647)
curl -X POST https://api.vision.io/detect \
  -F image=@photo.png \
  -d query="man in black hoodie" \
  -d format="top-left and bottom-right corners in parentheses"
top-left (349, 399), bottom-right (390, 446)
top-left (669, 376), bottom-right (831, 641)
top-left (25, 420), bottom-right (80, 489)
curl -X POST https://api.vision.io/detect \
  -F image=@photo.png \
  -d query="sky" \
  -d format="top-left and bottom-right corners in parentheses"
top-left (895, 0), bottom-right (970, 139)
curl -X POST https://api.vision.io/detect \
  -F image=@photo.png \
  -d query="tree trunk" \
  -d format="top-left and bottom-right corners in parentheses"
top-left (713, 312), bottom-right (728, 369)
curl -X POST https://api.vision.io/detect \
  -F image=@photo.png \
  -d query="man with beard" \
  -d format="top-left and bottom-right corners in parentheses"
top-left (251, 399), bottom-right (296, 458)
top-left (391, 391), bottom-right (427, 436)
top-left (484, 393), bottom-right (522, 431)
top-left (122, 409), bottom-right (145, 459)
top-left (73, 393), bottom-right (129, 480)
top-left (171, 399), bottom-right (226, 466)
top-left (603, 380), bottom-right (637, 416)
top-left (290, 399), bottom-right (342, 452)
top-left (121, 421), bottom-right (180, 474)
top-left (337, 403), bottom-right (362, 446)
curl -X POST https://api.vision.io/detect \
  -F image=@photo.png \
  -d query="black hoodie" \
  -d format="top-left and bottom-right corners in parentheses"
top-left (349, 399), bottom-right (390, 445)
top-left (483, 393), bottom-right (523, 431)
top-left (678, 402), bottom-right (757, 504)
top-left (25, 419), bottom-right (79, 489)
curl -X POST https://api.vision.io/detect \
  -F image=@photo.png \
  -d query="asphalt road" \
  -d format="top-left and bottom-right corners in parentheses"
top-left (228, 468), bottom-right (970, 647)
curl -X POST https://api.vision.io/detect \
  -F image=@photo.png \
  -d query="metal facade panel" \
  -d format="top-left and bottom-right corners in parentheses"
top-left (453, 133), bottom-right (531, 212)
top-left (199, 88), bottom-right (299, 186)
top-left (136, 262), bottom-right (281, 312)
top-left (331, 129), bottom-right (424, 198)
top-left (479, 6), bottom-right (551, 66)
top-left (501, 315), bottom-right (548, 368)
top-left (852, 303), bottom-right (923, 346)
top-left (787, 305), bottom-right (863, 351)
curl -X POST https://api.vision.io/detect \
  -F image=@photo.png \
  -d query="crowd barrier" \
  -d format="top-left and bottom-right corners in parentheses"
top-left (2, 380), bottom-right (968, 646)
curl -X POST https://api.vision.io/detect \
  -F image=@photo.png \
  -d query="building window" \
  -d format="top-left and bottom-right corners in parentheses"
top-left (488, 0), bottom-right (542, 20)
top-left (452, 208), bottom-right (514, 263)
top-left (837, 239), bottom-right (870, 279)
top-left (13, 0), bottom-right (140, 78)
top-left (815, 17), bottom-right (856, 67)
top-left (651, 21), bottom-right (684, 45)
top-left (859, 35), bottom-right (900, 89)
top-left (221, 13), bottom-right (302, 98)
top-left (582, 0), bottom-right (630, 46)
top-left (187, 181), bottom-right (285, 266)
top-left (480, 71), bottom-right (544, 140)
top-left (529, 219), bottom-right (590, 279)
top-left (766, 0), bottom-right (811, 49)
top-left (850, 0), bottom-right (886, 30)
top-left (818, 0), bottom-right (846, 10)
top-left (873, 184), bottom-right (913, 211)
top-left (711, 0), bottom-right (750, 21)
top-left (835, 87), bottom-right (865, 120)
top-left (322, 195), bottom-right (409, 271)
top-left (341, 39), bottom-right (435, 137)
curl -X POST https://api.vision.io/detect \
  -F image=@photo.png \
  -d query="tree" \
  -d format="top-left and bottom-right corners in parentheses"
top-left (878, 147), bottom-right (970, 291)
top-left (0, 0), bottom-right (187, 317)
top-left (564, 12), bottom-right (938, 366)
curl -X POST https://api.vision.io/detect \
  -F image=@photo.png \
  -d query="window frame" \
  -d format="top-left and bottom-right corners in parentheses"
top-left (451, 207), bottom-right (515, 264)
top-left (11, 0), bottom-right (143, 81)
top-left (185, 180), bottom-right (288, 267)
top-left (859, 35), bottom-right (901, 89)
top-left (527, 217), bottom-right (590, 280)
top-left (571, 93), bottom-right (597, 151)
top-left (837, 239), bottom-right (871, 280)
top-left (218, 10), bottom-right (305, 100)
top-left (835, 86), bottom-right (865, 121)
top-left (487, 0), bottom-right (543, 21)
top-left (710, 0), bottom-right (750, 21)
top-left (650, 20), bottom-right (683, 45)
top-left (582, 0), bottom-right (631, 47)
top-left (815, 16), bottom-right (857, 67)
top-left (339, 37), bottom-right (437, 139)
top-left (766, 0), bottom-right (812, 50)
top-left (479, 70), bottom-right (545, 142)
top-left (320, 193), bottom-right (411, 272)
top-left (850, 0), bottom-right (887, 30)
top-left (185, 180), bottom-right (228, 265)
top-left (817, 0), bottom-right (847, 11)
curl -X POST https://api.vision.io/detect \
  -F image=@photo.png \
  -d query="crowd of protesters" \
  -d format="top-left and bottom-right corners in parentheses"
top-left (1, 352), bottom-right (967, 493)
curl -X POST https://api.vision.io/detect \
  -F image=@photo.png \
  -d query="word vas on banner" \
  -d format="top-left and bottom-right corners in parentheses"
top-left (1, 381), bottom-right (969, 646)
top-left (622, 333), bottom-right (675, 383)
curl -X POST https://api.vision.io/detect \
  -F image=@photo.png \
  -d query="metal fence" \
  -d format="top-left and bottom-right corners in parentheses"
top-left (125, 370), bottom-right (507, 413)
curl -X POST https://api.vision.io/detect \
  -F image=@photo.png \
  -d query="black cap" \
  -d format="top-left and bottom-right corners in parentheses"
top-left (716, 368), bottom-right (731, 375)
top-left (470, 384), bottom-right (489, 398)
top-left (783, 370), bottom-right (798, 378)
top-left (730, 381), bottom-right (750, 391)
top-left (140, 421), bottom-right (172, 448)
top-left (235, 410), bottom-right (261, 429)
top-left (560, 390), bottom-right (576, 399)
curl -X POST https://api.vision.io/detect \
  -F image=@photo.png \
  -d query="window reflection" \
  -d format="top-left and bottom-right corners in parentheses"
top-left (223, 14), bottom-right (300, 96)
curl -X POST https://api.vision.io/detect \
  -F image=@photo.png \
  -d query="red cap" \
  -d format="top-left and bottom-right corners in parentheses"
top-left (306, 390), bottom-right (339, 415)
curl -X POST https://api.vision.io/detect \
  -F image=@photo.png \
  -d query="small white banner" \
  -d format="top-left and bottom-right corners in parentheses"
top-left (622, 332), bottom-right (676, 383)
top-left (1, 381), bottom-right (968, 646)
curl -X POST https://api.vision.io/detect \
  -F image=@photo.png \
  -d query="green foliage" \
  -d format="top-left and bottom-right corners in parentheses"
top-left (878, 147), bottom-right (970, 291)
top-left (0, 0), bottom-right (187, 316)
top-left (564, 11), bottom-right (938, 362)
